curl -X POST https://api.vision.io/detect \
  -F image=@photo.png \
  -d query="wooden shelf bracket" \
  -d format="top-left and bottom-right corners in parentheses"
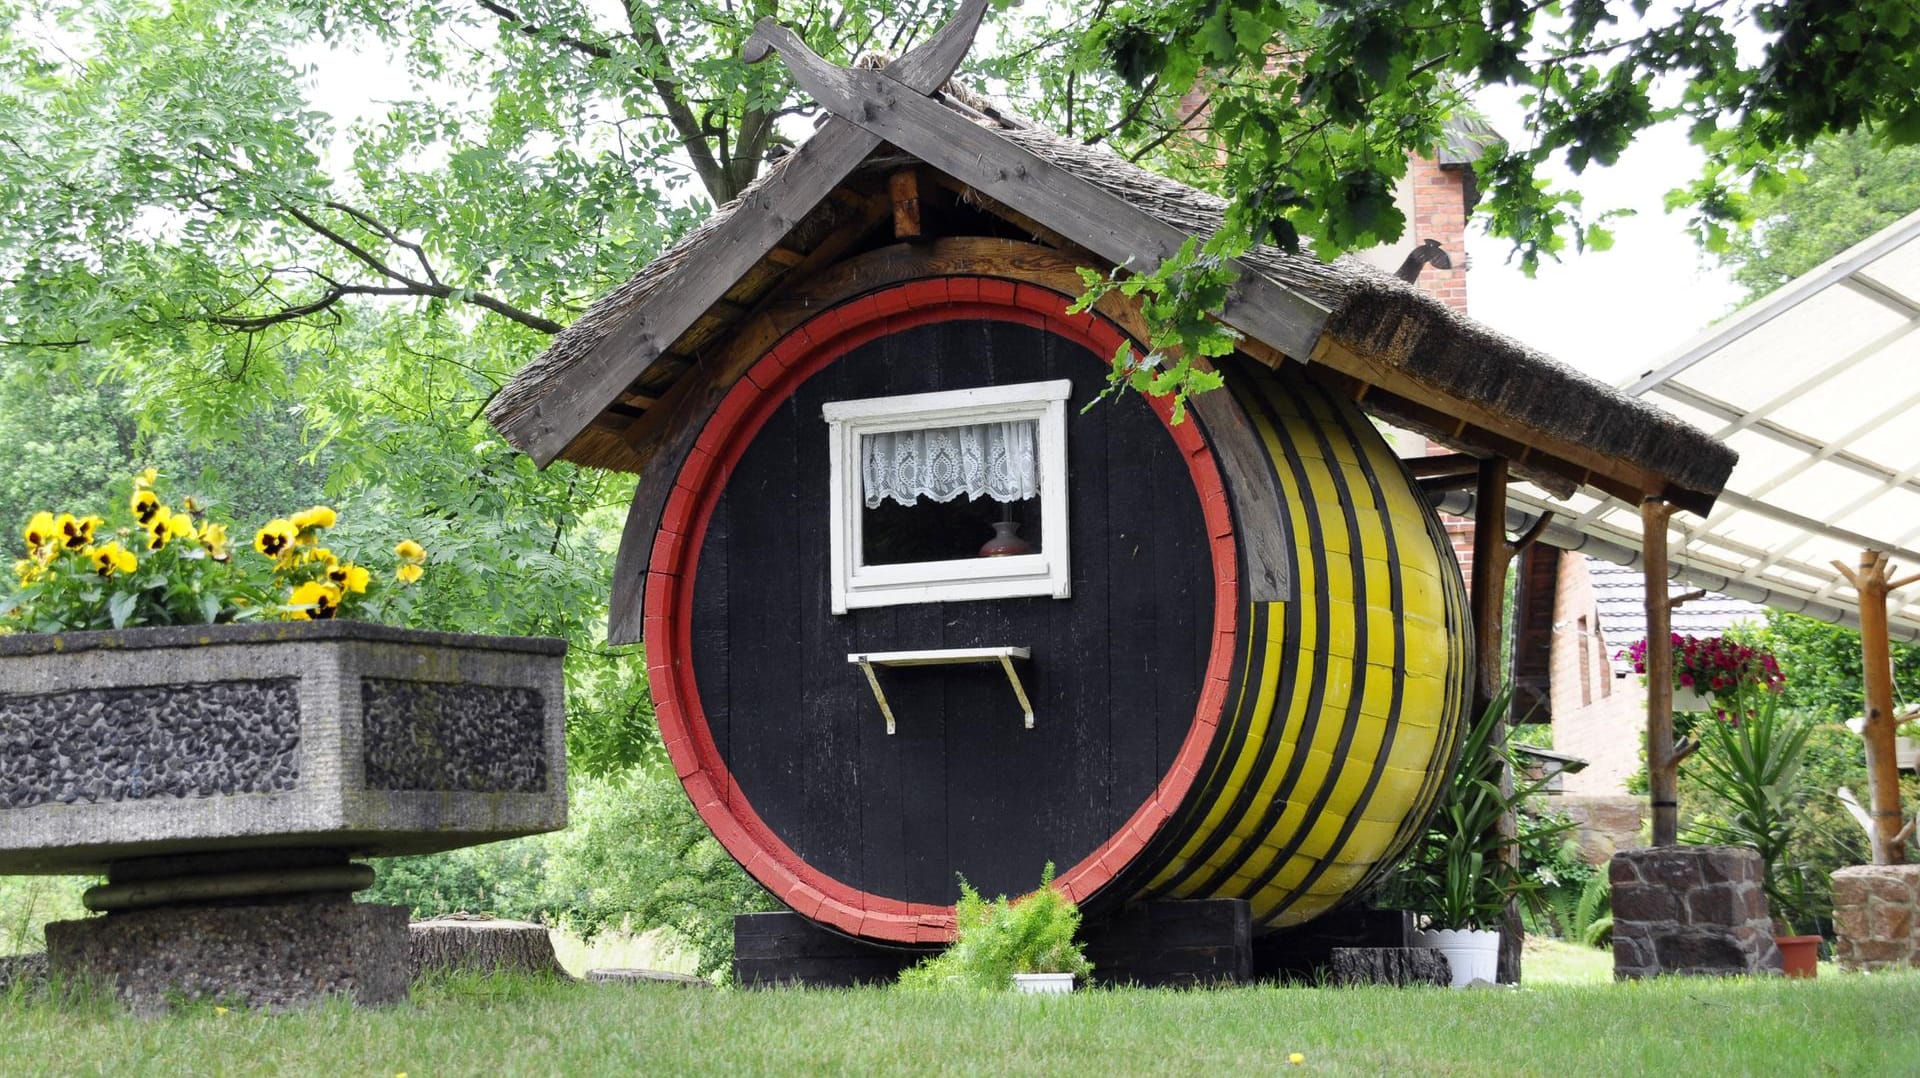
top-left (847, 647), bottom-right (1034, 734)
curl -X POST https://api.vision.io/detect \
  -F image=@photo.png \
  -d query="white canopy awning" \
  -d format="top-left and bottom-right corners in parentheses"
top-left (1455, 208), bottom-right (1920, 643)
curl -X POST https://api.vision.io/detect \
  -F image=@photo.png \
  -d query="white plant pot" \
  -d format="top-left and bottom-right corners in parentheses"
top-left (1410, 928), bottom-right (1500, 988)
top-left (1897, 736), bottom-right (1919, 771)
top-left (1672, 685), bottom-right (1716, 712)
top-left (1011, 972), bottom-right (1075, 994)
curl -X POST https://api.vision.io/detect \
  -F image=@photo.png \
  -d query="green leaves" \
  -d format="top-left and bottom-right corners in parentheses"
top-left (899, 864), bottom-right (1094, 989)
top-left (1685, 692), bottom-right (1817, 933)
top-left (1386, 685), bottom-right (1573, 931)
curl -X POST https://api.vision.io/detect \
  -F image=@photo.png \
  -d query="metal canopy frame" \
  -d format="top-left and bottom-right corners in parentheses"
top-left (1502, 207), bottom-right (1920, 643)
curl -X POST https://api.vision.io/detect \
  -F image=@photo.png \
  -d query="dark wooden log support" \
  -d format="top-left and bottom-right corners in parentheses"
top-left (1329, 947), bottom-right (1451, 987)
top-left (1080, 899), bottom-right (1253, 988)
top-left (1643, 499), bottom-right (1680, 848)
top-left (734, 912), bottom-right (924, 988)
top-left (737, 901), bottom-right (1254, 988)
top-left (1252, 908), bottom-right (1414, 982)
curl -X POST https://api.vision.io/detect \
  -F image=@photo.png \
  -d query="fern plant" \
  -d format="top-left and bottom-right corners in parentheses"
top-left (898, 864), bottom-right (1094, 991)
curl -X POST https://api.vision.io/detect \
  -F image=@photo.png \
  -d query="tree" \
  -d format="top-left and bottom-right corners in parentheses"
top-left (1715, 128), bottom-right (1920, 300)
top-left (1072, 1), bottom-right (1920, 269)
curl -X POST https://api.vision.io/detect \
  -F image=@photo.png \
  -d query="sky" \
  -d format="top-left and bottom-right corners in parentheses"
top-left (1462, 105), bottom-right (1747, 388)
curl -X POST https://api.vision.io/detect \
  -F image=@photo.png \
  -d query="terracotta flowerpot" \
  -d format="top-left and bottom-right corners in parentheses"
top-left (1775, 934), bottom-right (1821, 978)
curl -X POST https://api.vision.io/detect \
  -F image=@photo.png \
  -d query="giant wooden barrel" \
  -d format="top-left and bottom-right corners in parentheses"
top-left (638, 262), bottom-right (1473, 944)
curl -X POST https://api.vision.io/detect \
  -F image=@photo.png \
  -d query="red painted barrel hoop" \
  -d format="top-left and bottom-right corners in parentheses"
top-left (645, 277), bottom-right (1239, 943)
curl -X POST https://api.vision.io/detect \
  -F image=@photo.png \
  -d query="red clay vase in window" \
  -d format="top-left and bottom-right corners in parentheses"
top-left (978, 519), bottom-right (1034, 557)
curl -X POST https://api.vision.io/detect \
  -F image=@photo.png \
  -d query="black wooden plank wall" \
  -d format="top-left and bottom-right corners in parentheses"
top-left (690, 317), bottom-right (1214, 906)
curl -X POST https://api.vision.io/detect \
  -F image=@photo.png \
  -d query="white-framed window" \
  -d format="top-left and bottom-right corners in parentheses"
top-left (824, 380), bottom-right (1072, 613)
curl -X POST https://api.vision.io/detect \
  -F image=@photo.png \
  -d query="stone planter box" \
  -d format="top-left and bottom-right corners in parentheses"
top-left (0, 621), bottom-right (566, 1011)
top-left (0, 621), bottom-right (567, 874)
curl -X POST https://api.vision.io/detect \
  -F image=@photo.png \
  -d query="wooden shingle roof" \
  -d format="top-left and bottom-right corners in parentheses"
top-left (484, 8), bottom-right (1736, 514)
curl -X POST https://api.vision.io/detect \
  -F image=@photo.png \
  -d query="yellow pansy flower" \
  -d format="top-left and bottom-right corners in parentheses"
top-left (327, 562), bottom-right (371, 594)
top-left (130, 490), bottom-right (162, 526)
top-left (133, 467), bottom-right (158, 490)
top-left (290, 506), bottom-right (337, 534)
top-left (163, 511), bottom-right (195, 542)
top-left (89, 542), bottom-right (138, 578)
top-left (254, 519), bottom-right (297, 559)
top-left (61, 515), bottom-right (102, 550)
top-left (14, 558), bottom-right (44, 586)
top-left (23, 511), bottom-right (56, 551)
top-left (394, 539), bottom-right (425, 564)
top-left (395, 562), bottom-right (423, 585)
top-left (198, 522), bottom-right (230, 562)
top-left (303, 546), bottom-right (339, 569)
top-left (287, 580), bottom-right (342, 620)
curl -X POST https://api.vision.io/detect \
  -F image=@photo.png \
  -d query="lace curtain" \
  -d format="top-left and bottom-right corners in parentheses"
top-left (861, 420), bottom-right (1039, 508)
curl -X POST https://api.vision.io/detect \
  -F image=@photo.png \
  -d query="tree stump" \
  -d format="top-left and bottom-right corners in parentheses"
top-left (0, 954), bottom-right (48, 995)
top-left (408, 915), bottom-right (569, 980)
top-left (586, 968), bottom-right (711, 988)
top-left (1329, 947), bottom-right (1451, 987)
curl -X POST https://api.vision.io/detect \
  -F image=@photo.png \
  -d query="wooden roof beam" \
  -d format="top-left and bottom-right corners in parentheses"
top-left (743, 20), bottom-right (1331, 365)
top-left (498, 0), bottom-right (993, 466)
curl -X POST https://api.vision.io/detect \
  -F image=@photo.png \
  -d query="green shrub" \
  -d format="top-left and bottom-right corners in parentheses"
top-left (363, 766), bottom-right (776, 981)
top-left (361, 837), bottom-right (553, 923)
top-left (0, 877), bottom-right (89, 955)
top-left (899, 866), bottom-right (1093, 991)
top-left (540, 766), bottom-right (777, 981)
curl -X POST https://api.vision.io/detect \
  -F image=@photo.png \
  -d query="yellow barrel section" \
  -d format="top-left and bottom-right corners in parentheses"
top-left (1138, 360), bottom-right (1474, 929)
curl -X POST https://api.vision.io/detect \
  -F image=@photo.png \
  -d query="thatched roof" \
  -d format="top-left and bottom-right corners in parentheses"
top-left (485, 73), bottom-right (1735, 511)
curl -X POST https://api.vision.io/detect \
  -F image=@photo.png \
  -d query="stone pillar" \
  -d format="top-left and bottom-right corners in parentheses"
top-left (1610, 846), bottom-right (1781, 979)
top-left (1832, 864), bottom-right (1920, 971)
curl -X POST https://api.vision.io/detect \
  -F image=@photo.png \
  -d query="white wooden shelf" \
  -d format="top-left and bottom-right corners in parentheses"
top-left (847, 647), bottom-right (1033, 734)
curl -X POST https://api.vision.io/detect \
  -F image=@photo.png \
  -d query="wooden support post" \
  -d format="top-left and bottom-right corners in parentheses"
top-left (889, 168), bottom-right (922, 239)
top-left (1834, 550), bottom-right (1915, 865)
top-left (1642, 499), bottom-right (1680, 848)
top-left (1469, 458), bottom-right (1523, 984)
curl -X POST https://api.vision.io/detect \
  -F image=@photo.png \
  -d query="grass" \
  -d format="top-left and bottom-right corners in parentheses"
top-left (3, 969), bottom-right (1916, 1077)
top-left (1522, 936), bottom-right (1613, 983)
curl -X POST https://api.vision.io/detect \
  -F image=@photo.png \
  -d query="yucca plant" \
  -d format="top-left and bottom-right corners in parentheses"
top-left (1685, 689), bottom-right (1817, 934)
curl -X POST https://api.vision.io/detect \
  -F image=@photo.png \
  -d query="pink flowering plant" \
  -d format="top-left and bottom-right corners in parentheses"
top-left (1620, 633), bottom-right (1785, 717)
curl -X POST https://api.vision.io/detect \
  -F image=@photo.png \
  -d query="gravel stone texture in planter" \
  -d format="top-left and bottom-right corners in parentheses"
top-left (45, 900), bottom-right (409, 1014)
top-left (0, 621), bottom-right (567, 875)
top-left (362, 679), bottom-right (548, 793)
top-left (0, 679), bottom-right (300, 810)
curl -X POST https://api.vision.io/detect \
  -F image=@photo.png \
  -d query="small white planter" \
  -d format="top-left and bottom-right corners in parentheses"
top-left (1012, 972), bottom-right (1075, 994)
top-left (1410, 928), bottom-right (1499, 988)
top-left (1672, 685), bottom-right (1717, 712)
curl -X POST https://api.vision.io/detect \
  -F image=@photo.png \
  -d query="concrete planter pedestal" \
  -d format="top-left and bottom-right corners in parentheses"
top-left (0, 622), bottom-right (566, 1012)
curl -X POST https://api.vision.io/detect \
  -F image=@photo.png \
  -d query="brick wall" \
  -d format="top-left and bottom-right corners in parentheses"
top-left (1404, 156), bottom-right (1479, 586)
top-left (1550, 550), bottom-right (1647, 795)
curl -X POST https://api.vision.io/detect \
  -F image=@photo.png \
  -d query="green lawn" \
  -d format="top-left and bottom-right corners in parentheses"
top-left (4, 969), bottom-right (1916, 1077)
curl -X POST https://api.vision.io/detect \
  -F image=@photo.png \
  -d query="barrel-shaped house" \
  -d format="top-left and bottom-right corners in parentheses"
top-left (485, 8), bottom-right (1735, 961)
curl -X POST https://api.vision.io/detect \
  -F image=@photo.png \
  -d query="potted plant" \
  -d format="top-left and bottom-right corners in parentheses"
top-left (0, 471), bottom-right (568, 1001)
top-left (1388, 685), bottom-right (1571, 987)
top-left (1685, 688), bottom-right (1823, 977)
top-left (1620, 634), bottom-right (1784, 716)
top-left (898, 864), bottom-right (1094, 993)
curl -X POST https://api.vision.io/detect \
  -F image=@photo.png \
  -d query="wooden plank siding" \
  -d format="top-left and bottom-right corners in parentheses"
top-left (687, 318), bottom-right (1214, 904)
